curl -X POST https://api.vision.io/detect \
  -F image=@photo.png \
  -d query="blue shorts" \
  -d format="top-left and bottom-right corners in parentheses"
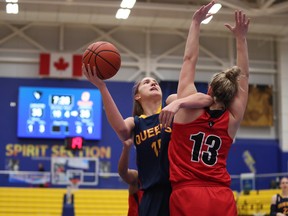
top-left (139, 184), bottom-right (171, 216)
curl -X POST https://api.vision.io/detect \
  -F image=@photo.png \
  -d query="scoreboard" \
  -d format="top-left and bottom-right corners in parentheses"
top-left (17, 86), bottom-right (102, 140)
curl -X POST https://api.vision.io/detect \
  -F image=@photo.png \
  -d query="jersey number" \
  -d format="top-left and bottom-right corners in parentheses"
top-left (151, 139), bottom-right (161, 157)
top-left (190, 132), bottom-right (221, 166)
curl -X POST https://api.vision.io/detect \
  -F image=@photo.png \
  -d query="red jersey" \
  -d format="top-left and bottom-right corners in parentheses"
top-left (169, 109), bottom-right (233, 188)
top-left (128, 190), bottom-right (144, 216)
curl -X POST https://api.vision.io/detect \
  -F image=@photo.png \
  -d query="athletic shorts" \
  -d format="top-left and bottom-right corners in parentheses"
top-left (170, 186), bottom-right (237, 216)
top-left (139, 185), bottom-right (171, 216)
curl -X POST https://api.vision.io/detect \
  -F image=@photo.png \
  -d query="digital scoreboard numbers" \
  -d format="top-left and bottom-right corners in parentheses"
top-left (65, 137), bottom-right (84, 150)
top-left (28, 103), bottom-right (46, 133)
top-left (51, 95), bottom-right (72, 106)
top-left (17, 87), bottom-right (102, 140)
top-left (49, 94), bottom-right (74, 134)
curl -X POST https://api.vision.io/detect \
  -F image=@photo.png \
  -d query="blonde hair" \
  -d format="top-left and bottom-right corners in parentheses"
top-left (210, 66), bottom-right (241, 108)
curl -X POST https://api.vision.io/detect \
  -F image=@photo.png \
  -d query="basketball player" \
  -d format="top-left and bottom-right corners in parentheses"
top-left (270, 177), bottom-right (288, 216)
top-left (118, 138), bottom-right (143, 216)
top-left (159, 1), bottom-right (250, 215)
top-left (82, 68), bottom-right (212, 215)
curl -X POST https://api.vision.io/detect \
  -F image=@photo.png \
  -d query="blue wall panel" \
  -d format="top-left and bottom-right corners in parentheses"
top-left (227, 139), bottom-right (280, 190)
top-left (0, 77), bottom-right (134, 189)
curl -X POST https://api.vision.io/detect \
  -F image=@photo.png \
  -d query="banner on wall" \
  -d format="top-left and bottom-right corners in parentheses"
top-left (39, 53), bottom-right (82, 78)
top-left (9, 172), bottom-right (50, 185)
top-left (241, 84), bottom-right (273, 127)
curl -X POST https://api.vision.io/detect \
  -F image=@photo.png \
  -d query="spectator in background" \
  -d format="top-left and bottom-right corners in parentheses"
top-left (64, 185), bottom-right (74, 205)
top-left (38, 163), bottom-right (45, 172)
top-left (118, 138), bottom-right (143, 216)
top-left (37, 163), bottom-right (45, 188)
top-left (62, 185), bottom-right (75, 216)
top-left (270, 179), bottom-right (279, 189)
top-left (12, 159), bottom-right (19, 171)
top-left (270, 177), bottom-right (288, 216)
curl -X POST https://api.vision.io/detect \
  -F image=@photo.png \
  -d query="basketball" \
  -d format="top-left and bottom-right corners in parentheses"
top-left (82, 41), bottom-right (121, 80)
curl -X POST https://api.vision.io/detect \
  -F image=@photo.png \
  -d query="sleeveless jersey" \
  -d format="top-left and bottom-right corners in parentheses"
top-left (128, 190), bottom-right (144, 216)
top-left (133, 114), bottom-right (171, 190)
top-left (169, 109), bottom-right (233, 188)
top-left (276, 194), bottom-right (288, 215)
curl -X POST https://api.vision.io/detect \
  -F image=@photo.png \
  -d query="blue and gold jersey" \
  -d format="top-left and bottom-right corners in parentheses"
top-left (133, 113), bottom-right (171, 190)
top-left (276, 194), bottom-right (288, 215)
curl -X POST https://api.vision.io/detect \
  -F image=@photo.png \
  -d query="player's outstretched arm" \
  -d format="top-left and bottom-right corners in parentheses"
top-left (83, 64), bottom-right (133, 141)
top-left (159, 93), bottom-right (213, 127)
top-left (177, 1), bottom-right (215, 99)
top-left (225, 11), bottom-right (250, 125)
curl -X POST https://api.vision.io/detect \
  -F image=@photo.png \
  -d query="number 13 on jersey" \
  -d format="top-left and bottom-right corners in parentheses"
top-left (190, 132), bottom-right (222, 166)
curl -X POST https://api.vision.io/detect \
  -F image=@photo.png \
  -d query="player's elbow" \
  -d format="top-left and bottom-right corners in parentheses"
top-left (118, 167), bottom-right (127, 179)
top-left (183, 50), bottom-right (197, 61)
top-left (195, 93), bottom-right (213, 108)
top-left (116, 129), bottom-right (131, 142)
top-left (166, 94), bottom-right (177, 105)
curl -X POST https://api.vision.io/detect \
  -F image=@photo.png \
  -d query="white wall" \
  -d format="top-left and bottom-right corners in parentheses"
top-left (278, 40), bottom-right (288, 151)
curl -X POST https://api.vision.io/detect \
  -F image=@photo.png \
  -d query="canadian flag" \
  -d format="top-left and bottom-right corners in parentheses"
top-left (39, 53), bottom-right (82, 78)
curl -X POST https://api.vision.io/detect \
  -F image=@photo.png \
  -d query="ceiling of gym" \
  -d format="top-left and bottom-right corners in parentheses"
top-left (0, 0), bottom-right (288, 38)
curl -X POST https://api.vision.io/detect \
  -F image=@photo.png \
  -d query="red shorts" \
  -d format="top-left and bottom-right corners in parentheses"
top-left (170, 186), bottom-right (237, 216)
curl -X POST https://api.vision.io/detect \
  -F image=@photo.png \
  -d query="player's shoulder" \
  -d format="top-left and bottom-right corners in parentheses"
top-left (125, 117), bottom-right (135, 126)
top-left (271, 194), bottom-right (278, 204)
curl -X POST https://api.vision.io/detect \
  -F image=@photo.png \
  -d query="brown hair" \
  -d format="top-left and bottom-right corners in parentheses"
top-left (132, 80), bottom-right (143, 116)
top-left (210, 66), bottom-right (241, 108)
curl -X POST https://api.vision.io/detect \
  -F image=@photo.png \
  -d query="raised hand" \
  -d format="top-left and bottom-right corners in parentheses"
top-left (192, 0), bottom-right (215, 24)
top-left (159, 100), bottom-right (181, 128)
top-left (225, 10), bottom-right (250, 38)
top-left (82, 64), bottom-right (106, 89)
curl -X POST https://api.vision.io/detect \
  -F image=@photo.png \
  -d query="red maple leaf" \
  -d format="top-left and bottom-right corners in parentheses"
top-left (54, 57), bottom-right (69, 71)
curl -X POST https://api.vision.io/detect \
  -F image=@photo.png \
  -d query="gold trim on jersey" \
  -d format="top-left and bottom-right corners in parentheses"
top-left (139, 105), bottom-right (162, 119)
